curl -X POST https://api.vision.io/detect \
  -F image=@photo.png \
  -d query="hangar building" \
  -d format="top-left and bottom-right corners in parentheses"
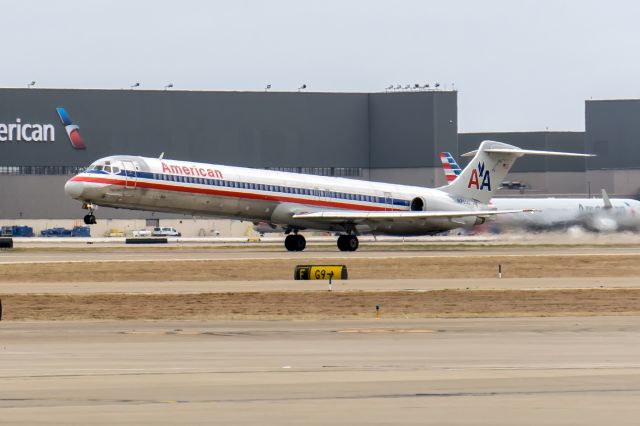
top-left (0, 88), bottom-right (457, 220)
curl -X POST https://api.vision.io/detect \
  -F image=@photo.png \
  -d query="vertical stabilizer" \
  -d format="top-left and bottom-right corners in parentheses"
top-left (440, 141), bottom-right (521, 204)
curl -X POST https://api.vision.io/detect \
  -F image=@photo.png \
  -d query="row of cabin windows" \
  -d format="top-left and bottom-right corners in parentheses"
top-left (266, 167), bottom-right (363, 177)
top-left (152, 172), bottom-right (395, 204)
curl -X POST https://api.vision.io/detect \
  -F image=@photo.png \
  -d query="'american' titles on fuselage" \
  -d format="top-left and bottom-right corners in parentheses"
top-left (161, 161), bottom-right (223, 179)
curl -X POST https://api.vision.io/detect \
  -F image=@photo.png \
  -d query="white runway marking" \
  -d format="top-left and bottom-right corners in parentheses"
top-left (1, 251), bottom-right (640, 265)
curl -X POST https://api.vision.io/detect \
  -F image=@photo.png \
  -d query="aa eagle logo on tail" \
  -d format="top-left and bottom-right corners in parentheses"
top-left (468, 162), bottom-right (491, 191)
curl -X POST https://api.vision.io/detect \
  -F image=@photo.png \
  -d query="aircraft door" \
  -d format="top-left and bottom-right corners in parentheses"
top-left (121, 161), bottom-right (138, 190)
top-left (384, 192), bottom-right (394, 211)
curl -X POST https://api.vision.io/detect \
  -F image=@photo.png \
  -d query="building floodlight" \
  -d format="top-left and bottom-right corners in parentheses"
top-left (395, 84), bottom-right (401, 90)
top-left (265, 84), bottom-right (271, 91)
top-left (385, 84), bottom-right (394, 92)
top-left (130, 82), bottom-right (140, 89)
top-left (298, 84), bottom-right (307, 92)
top-left (164, 83), bottom-right (173, 90)
top-left (435, 82), bottom-right (440, 88)
top-left (403, 84), bottom-right (410, 90)
top-left (27, 81), bottom-right (36, 89)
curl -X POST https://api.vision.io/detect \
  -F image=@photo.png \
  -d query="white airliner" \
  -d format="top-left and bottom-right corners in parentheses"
top-left (440, 152), bottom-right (640, 232)
top-left (64, 141), bottom-right (590, 251)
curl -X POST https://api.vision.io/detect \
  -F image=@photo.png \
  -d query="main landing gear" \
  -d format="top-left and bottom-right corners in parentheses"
top-left (284, 234), bottom-right (306, 252)
top-left (282, 230), bottom-right (359, 252)
top-left (337, 234), bottom-right (359, 252)
top-left (82, 203), bottom-right (97, 225)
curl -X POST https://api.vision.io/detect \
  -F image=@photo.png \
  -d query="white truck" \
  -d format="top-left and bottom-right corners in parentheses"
top-left (151, 227), bottom-right (181, 237)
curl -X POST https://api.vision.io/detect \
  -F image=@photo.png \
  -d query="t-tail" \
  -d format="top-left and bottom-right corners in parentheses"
top-left (439, 140), bottom-right (593, 204)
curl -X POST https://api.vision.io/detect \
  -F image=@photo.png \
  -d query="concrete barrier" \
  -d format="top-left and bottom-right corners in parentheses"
top-left (125, 238), bottom-right (168, 244)
top-left (0, 238), bottom-right (13, 249)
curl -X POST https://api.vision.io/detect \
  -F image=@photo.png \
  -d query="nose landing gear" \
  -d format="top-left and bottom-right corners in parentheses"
top-left (82, 203), bottom-right (97, 225)
top-left (337, 234), bottom-right (359, 252)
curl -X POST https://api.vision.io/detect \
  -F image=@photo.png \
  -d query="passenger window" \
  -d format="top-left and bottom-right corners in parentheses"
top-left (104, 166), bottom-right (112, 173)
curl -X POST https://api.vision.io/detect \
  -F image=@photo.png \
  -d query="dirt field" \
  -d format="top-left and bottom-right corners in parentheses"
top-left (3, 250), bottom-right (640, 320)
top-left (1, 289), bottom-right (639, 320)
top-left (2, 254), bottom-right (640, 282)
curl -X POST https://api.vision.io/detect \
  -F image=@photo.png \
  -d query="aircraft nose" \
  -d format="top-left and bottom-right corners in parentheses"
top-left (64, 179), bottom-right (84, 199)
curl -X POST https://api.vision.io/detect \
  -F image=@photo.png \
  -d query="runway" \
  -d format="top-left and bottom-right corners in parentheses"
top-left (1, 317), bottom-right (639, 425)
top-left (3, 244), bottom-right (640, 263)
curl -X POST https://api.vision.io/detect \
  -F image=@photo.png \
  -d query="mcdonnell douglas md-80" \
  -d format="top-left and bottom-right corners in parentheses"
top-left (64, 141), bottom-right (591, 251)
top-left (440, 151), bottom-right (640, 232)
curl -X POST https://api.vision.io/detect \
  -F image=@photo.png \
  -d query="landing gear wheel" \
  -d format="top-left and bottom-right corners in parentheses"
top-left (285, 234), bottom-right (306, 252)
top-left (337, 235), bottom-right (347, 251)
top-left (83, 214), bottom-right (97, 225)
top-left (285, 235), bottom-right (295, 251)
top-left (337, 235), bottom-right (359, 252)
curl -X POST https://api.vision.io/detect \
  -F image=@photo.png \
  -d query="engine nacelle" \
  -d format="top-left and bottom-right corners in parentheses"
top-left (475, 217), bottom-right (486, 225)
top-left (410, 197), bottom-right (425, 211)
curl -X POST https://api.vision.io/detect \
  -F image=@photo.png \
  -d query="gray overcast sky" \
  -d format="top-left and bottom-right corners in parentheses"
top-left (2, 0), bottom-right (639, 132)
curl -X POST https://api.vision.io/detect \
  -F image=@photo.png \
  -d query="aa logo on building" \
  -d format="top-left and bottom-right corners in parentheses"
top-left (56, 107), bottom-right (86, 150)
top-left (467, 161), bottom-right (491, 191)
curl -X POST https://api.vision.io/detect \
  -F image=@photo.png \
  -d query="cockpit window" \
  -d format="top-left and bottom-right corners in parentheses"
top-left (86, 160), bottom-right (125, 174)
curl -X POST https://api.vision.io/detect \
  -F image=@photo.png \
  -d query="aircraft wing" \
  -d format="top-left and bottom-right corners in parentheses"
top-left (292, 209), bottom-right (535, 223)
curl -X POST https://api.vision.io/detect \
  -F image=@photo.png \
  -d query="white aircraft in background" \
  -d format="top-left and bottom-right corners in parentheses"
top-left (440, 151), bottom-right (640, 232)
top-left (64, 141), bottom-right (589, 251)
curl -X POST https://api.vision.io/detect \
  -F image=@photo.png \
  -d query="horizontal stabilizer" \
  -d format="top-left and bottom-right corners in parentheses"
top-left (462, 148), bottom-right (595, 158)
